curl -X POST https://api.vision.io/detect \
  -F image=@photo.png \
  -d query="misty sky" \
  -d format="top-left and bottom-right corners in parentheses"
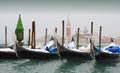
top-left (0, 0), bottom-right (120, 43)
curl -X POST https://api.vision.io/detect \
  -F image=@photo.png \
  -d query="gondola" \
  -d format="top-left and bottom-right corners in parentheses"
top-left (15, 39), bottom-right (60, 59)
top-left (93, 26), bottom-right (120, 62)
top-left (57, 39), bottom-right (93, 60)
top-left (93, 41), bottom-right (120, 62)
top-left (0, 43), bottom-right (19, 59)
top-left (0, 45), bottom-right (7, 48)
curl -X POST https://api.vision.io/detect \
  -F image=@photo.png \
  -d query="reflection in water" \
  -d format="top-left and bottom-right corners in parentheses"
top-left (13, 59), bottom-right (45, 73)
top-left (0, 59), bottom-right (29, 73)
top-left (73, 60), bottom-right (95, 73)
top-left (55, 59), bottom-right (86, 73)
top-left (13, 59), bottom-right (62, 73)
top-left (0, 59), bottom-right (120, 73)
top-left (92, 61), bottom-right (118, 73)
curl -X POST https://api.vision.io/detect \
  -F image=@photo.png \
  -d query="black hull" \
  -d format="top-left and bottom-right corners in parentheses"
top-left (16, 44), bottom-right (59, 59)
top-left (93, 47), bottom-right (120, 62)
top-left (0, 51), bottom-right (18, 59)
top-left (57, 43), bottom-right (92, 60)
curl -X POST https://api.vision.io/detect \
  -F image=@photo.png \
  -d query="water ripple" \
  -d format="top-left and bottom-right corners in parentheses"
top-left (0, 59), bottom-right (120, 73)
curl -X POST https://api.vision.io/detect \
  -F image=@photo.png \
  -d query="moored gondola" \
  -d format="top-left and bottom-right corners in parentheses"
top-left (0, 43), bottom-right (19, 59)
top-left (15, 39), bottom-right (60, 59)
top-left (57, 39), bottom-right (93, 60)
top-left (93, 26), bottom-right (120, 62)
top-left (56, 23), bottom-right (94, 60)
top-left (93, 44), bottom-right (120, 62)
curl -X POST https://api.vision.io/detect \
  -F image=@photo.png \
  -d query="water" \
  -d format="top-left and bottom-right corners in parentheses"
top-left (0, 59), bottom-right (120, 73)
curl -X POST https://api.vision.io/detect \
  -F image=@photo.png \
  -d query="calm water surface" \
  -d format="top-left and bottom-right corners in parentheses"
top-left (0, 59), bottom-right (120, 73)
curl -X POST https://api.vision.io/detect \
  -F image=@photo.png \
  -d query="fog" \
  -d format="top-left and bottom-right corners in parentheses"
top-left (0, 0), bottom-right (120, 43)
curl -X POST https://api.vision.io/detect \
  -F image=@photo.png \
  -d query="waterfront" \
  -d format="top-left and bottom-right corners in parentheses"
top-left (0, 59), bottom-right (120, 73)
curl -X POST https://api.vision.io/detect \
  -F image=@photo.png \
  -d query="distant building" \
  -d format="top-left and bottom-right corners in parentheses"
top-left (83, 27), bottom-right (88, 34)
top-left (101, 36), bottom-right (120, 44)
top-left (66, 16), bottom-right (71, 42)
top-left (72, 27), bottom-right (99, 43)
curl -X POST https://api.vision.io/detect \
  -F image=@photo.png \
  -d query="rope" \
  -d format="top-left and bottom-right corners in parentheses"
top-left (55, 38), bottom-right (63, 60)
top-left (13, 42), bottom-right (22, 59)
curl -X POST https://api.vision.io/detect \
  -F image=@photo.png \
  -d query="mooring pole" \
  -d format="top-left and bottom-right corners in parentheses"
top-left (28, 28), bottom-right (31, 47)
top-left (62, 20), bottom-right (65, 46)
top-left (91, 21), bottom-right (93, 35)
top-left (55, 27), bottom-right (57, 38)
top-left (31, 21), bottom-right (36, 49)
top-left (77, 28), bottom-right (80, 49)
top-left (31, 22), bottom-right (34, 48)
top-left (99, 26), bottom-right (102, 50)
top-left (5, 26), bottom-right (7, 47)
top-left (45, 28), bottom-right (47, 45)
top-left (33, 21), bottom-right (36, 48)
top-left (55, 27), bottom-right (57, 34)
top-left (90, 21), bottom-right (94, 55)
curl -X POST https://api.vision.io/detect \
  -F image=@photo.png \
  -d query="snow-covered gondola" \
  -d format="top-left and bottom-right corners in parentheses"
top-left (15, 39), bottom-right (59, 59)
top-left (93, 41), bottom-right (120, 62)
top-left (57, 39), bottom-right (93, 60)
top-left (0, 43), bottom-right (18, 59)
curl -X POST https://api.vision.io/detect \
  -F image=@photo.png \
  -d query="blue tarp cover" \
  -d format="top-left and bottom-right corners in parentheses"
top-left (106, 46), bottom-right (120, 53)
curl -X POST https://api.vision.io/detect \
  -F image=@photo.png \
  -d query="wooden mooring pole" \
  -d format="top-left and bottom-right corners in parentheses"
top-left (99, 26), bottom-right (102, 50)
top-left (62, 20), bottom-right (65, 46)
top-left (31, 21), bottom-right (36, 49)
top-left (55, 27), bottom-right (57, 38)
top-left (77, 28), bottom-right (80, 49)
top-left (91, 21), bottom-right (93, 35)
top-left (45, 28), bottom-right (47, 45)
top-left (28, 28), bottom-right (31, 47)
top-left (55, 27), bottom-right (57, 34)
top-left (90, 21), bottom-right (94, 55)
top-left (5, 26), bottom-right (7, 47)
